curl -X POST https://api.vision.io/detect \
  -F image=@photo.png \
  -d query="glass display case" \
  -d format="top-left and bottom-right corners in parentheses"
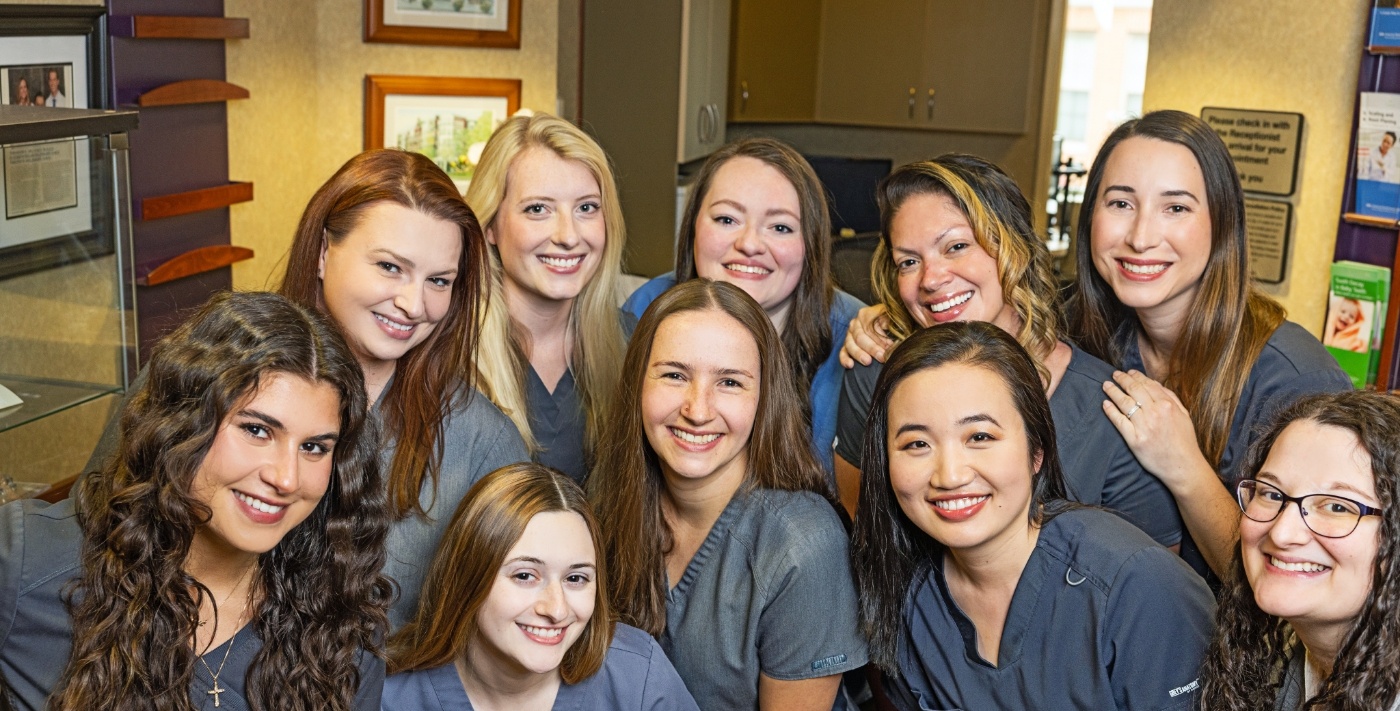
top-left (0, 105), bottom-right (139, 490)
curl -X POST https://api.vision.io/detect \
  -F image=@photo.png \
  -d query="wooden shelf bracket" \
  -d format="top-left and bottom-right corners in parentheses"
top-left (110, 15), bottom-right (250, 40)
top-left (137, 245), bottom-right (255, 287)
top-left (137, 181), bottom-right (253, 221)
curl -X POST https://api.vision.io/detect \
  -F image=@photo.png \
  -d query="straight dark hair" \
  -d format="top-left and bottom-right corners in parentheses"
top-left (850, 321), bottom-right (1070, 672)
top-left (55, 291), bottom-right (392, 710)
top-left (674, 137), bottom-right (835, 394)
top-left (1069, 110), bottom-right (1285, 468)
top-left (1199, 390), bottom-right (1400, 710)
top-left (588, 279), bottom-right (830, 636)
top-left (279, 148), bottom-right (488, 519)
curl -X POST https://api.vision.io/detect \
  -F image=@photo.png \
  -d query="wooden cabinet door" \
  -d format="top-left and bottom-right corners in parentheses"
top-left (815, 0), bottom-right (927, 128)
top-left (920, 0), bottom-right (1041, 133)
top-left (728, 0), bottom-right (821, 122)
top-left (679, 0), bottom-right (731, 163)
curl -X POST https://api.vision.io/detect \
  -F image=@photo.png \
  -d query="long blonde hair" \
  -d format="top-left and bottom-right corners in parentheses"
top-left (466, 113), bottom-right (627, 457)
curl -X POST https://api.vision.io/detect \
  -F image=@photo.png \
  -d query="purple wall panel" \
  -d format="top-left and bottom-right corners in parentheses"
top-left (137, 267), bottom-right (232, 349)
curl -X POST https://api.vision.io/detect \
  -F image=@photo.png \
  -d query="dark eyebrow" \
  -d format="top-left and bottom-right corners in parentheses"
top-left (1161, 189), bottom-right (1200, 203)
top-left (894, 423), bottom-right (929, 437)
top-left (652, 360), bottom-right (691, 371)
top-left (569, 562), bottom-right (597, 571)
top-left (1256, 472), bottom-right (1379, 503)
top-left (240, 409), bottom-right (284, 432)
top-left (370, 248), bottom-right (415, 270)
top-left (1102, 185), bottom-right (1135, 194)
top-left (957, 413), bottom-right (1001, 427)
top-left (504, 556), bottom-right (545, 566)
top-left (716, 367), bottom-right (756, 379)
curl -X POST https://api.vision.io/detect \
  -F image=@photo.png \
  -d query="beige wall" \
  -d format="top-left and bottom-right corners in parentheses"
top-left (1144, 0), bottom-right (1367, 335)
top-left (224, 0), bottom-right (560, 291)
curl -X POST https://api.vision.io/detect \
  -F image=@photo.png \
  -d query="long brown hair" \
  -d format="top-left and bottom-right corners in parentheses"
top-left (467, 113), bottom-right (627, 457)
top-left (870, 154), bottom-right (1059, 383)
top-left (850, 321), bottom-right (1070, 672)
top-left (674, 138), bottom-right (835, 392)
top-left (388, 463), bottom-right (613, 684)
top-left (54, 291), bottom-right (393, 711)
top-left (279, 149), bottom-right (488, 518)
top-left (1070, 110), bottom-right (1285, 467)
top-left (587, 279), bottom-right (829, 636)
top-left (1199, 391), bottom-right (1400, 710)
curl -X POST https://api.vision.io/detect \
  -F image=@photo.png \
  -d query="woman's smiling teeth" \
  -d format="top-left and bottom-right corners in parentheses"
top-left (1269, 556), bottom-right (1329, 573)
top-left (928, 291), bottom-right (973, 313)
top-left (725, 263), bottom-right (771, 276)
top-left (520, 624), bottom-right (564, 639)
top-left (374, 313), bottom-right (413, 332)
top-left (234, 491), bottom-right (285, 514)
top-left (933, 495), bottom-right (989, 511)
top-left (670, 427), bottom-right (721, 444)
top-left (1118, 260), bottom-right (1168, 275)
top-left (540, 255), bottom-right (583, 268)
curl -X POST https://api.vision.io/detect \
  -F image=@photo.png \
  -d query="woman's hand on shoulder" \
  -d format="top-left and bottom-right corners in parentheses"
top-left (839, 304), bottom-right (895, 368)
top-left (1101, 370), bottom-right (1212, 490)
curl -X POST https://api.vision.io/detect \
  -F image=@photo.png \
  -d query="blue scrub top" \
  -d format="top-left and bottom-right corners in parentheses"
top-left (622, 273), bottom-right (863, 478)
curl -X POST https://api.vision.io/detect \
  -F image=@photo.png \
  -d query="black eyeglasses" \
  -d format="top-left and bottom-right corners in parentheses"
top-left (1235, 479), bottom-right (1384, 539)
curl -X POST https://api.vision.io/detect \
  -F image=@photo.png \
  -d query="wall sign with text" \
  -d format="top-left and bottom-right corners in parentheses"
top-left (1244, 197), bottom-right (1292, 284)
top-left (1201, 107), bottom-right (1304, 197)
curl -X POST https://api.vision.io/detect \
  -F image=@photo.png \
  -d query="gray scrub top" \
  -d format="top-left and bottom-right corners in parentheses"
top-left (836, 341), bottom-right (1183, 546)
top-left (0, 499), bottom-right (384, 711)
top-left (381, 623), bottom-right (700, 710)
top-left (660, 488), bottom-right (868, 711)
top-left (525, 367), bottom-right (587, 483)
top-left (385, 387), bottom-right (529, 629)
top-left (1120, 321), bottom-right (1351, 580)
top-left (888, 508), bottom-right (1214, 711)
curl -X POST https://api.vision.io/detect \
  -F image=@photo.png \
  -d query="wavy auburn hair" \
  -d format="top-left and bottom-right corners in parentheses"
top-left (588, 279), bottom-right (830, 635)
top-left (53, 291), bottom-right (393, 711)
top-left (871, 154), bottom-right (1060, 383)
top-left (850, 321), bottom-right (1071, 672)
top-left (1069, 110), bottom-right (1286, 468)
top-left (674, 137), bottom-right (835, 393)
top-left (388, 463), bottom-right (613, 683)
top-left (467, 113), bottom-right (628, 458)
top-left (1199, 391), bottom-right (1400, 711)
top-left (280, 148), bottom-right (488, 518)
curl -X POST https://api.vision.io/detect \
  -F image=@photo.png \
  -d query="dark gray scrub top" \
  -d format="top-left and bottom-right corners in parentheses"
top-left (526, 367), bottom-right (587, 483)
top-left (836, 341), bottom-right (1183, 546)
top-left (0, 499), bottom-right (384, 711)
top-left (381, 623), bottom-right (700, 710)
top-left (1120, 321), bottom-right (1351, 580)
top-left (660, 488), bottom-right (868, 711)
top-left (887, 508), bottom-right (1215, 711)
top-left (383, 388), bottom-right (529, 629)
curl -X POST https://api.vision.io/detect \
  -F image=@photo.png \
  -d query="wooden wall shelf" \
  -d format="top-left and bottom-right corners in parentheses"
top-left (110, 15), bottom-right (250, 40)
top-left (120, 79), bottom-right (249, 107)
top-left (137, 245), bottom-right (255, 286)
top-left (1343, 211), bottom-right (1400, 229)
top-left (138, 181), bottom-right (253, 221)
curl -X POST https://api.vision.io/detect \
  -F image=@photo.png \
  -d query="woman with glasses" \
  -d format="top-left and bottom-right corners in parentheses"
top-left (1199, 390), bottom-right (1400, 710)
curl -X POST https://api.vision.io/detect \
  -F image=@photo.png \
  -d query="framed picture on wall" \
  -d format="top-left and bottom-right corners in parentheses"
top-left (365, 74), bottom-right (521, 192)
top-left (364, 0), bottom-right (521, 49)
top-left (0, 5), bottom-right (108, 280)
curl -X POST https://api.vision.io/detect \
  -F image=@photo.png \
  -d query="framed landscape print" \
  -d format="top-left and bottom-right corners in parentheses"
top-left (364, 0), bottom-right (521, 49)
top-left (365, 75), bottom-right (521, 192)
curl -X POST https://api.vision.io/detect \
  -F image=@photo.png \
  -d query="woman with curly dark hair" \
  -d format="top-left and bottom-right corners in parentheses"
top-left (0, 291), bottom-right (393, 710)
top-left (1199, 390), bottom-right (1400, 710)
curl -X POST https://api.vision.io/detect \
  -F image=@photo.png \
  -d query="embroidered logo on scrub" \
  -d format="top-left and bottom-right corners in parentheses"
top-left (811, 654), bottom-right (848, 671)
top-left (1168, 679), bottom-right (1201, 698)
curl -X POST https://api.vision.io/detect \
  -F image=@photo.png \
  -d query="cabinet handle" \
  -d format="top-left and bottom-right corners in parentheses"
top-left (908, 87), bottom-right (916, 118)
top-left (740, 80), bottom-right (749, 113)
top-left (698, 104), bottom-right (710, 143)
top-left (927, 88), bottom-right (936, 120)
top-left (709, 104), bottom-right (720, 142)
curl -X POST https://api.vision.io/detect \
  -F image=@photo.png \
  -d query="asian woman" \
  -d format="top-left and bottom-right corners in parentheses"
top-left (593, 279), bottom-right (867, 711)
top-left (0, 291), bottom-right (392, 710)
top-left (384, 462), bottom-right (698, 710)
top-left (852, 320), bottom-right (1214, 710)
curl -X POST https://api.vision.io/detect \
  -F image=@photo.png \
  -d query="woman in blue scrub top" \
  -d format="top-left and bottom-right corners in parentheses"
top-left (385, 463), bottom-right (698, 711)
top-left (1200, 391), bottom-right (1400, 710)
top-left (594, 279), bottom-right (868, 711)
top-left (621, 138), bottom-right (864, 477)
top-left (852, 321), bottom-right (1214, 711)
top-left (1070, 110), bottom-right (1350, 579)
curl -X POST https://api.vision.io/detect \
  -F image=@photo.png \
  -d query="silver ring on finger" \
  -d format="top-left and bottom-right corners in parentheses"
top-left (1125, 401), bottom-right (1142, 419)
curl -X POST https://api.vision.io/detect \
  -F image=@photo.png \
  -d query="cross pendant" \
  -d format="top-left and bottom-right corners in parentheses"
top-left (207, 680), bottom-right (225, 708)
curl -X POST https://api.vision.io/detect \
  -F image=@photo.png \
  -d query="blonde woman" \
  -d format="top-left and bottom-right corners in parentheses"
top-left (467, 113), bottom-right (629, 483)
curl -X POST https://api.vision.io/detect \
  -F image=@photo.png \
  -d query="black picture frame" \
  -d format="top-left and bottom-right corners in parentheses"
top-left (0, 5), bottom-right (110, 281)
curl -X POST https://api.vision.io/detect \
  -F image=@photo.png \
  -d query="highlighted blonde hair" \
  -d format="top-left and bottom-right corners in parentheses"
top-left (466, 113), bottom-right (627, 457)
top-left (871, 154), bottom-right (1059, 382)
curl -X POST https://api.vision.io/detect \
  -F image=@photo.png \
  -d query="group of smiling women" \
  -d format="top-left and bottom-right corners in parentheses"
top-left (0, 106), bottom-right (1393, 711)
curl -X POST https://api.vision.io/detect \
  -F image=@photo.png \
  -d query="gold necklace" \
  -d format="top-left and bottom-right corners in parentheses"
top-left (195, 565), bottom-right (257, 708)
